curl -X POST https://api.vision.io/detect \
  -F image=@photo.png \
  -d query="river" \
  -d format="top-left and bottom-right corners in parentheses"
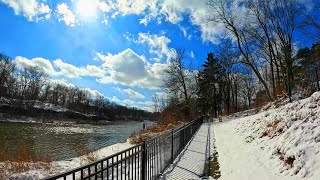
top-left (0, 121), bottom-right (152, 162)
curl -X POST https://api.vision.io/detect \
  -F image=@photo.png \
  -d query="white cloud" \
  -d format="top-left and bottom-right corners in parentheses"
top-left (190, 51), bottom-right (195, 58)
top-left (53, 59), bottom-right (87, 78)
top-left (98, 1), bottom-right (113, 13)
top-left (1, 0), bottom-right (51, 21)
top-left (178, 25), bottom-right (187, 37)
top-left (96, 48), bottom-right (166, 89)
top-left (14, 58), bottom-right (105, 99)
top-left (85, 65), bottom-right (106, 78)
top-left (138, 33), bottom-right (176, 63)
top-left (14, 56), bottom-right (106, 79)
top-left (123, 99), bottom-right (135, 105)
top-left (50, 79), bottom-right (75, 88)
top-left (50, 81), bottom-right (105, 100)
top-left (15, 56), bottom-right (57, 75)
top-left (123, 88), bottom-right (145, 99)
top-left (125, 32), bottom-right (176, 63)
top-left (122, 99), bottom-right (154, 110)
top-left (56, 3), bottom-right (76, 26)
top-left (53, 59), bottom-right (106, 78)
top-left (104, 0), bottom-right (227, 43)
top-left (113, 87), bottom-right (145, 99)
top-left (101, 18), bottom-right (109, 24)
top-left (0, 0), bottom-right (227, 42)
top-left (107, 95), bottom-right (154, 111)
top-left (115, 0), bottom-right (149, 15)
top-left (111, 96), bottom-right (121, 103)
top-left (81, 88), bottom-right (104, 99)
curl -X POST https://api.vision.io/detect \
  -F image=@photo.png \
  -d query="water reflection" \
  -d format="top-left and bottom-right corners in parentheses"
top-left (0, 121), bottom-right (150, 162)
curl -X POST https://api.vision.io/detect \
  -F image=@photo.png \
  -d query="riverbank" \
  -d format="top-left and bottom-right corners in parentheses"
top-left (0, 114), bottom-right (146, 126)
top-left (1, 141), bottom-right (133, 179)
top-left (0, 120), bottom-right (153, 179)
top-left (0, 97), bottom-right (154, 124)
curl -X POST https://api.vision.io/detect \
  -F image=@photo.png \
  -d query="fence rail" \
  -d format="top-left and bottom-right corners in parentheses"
top-left (44, 117), bottom-right (203, 180)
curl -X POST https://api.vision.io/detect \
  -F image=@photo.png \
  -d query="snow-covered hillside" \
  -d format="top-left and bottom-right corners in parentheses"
top-left (214, 92), bottom-right (320, 179)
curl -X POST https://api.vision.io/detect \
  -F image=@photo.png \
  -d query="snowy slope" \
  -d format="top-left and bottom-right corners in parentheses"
top-left (214, 92), bottom-right (320, 180)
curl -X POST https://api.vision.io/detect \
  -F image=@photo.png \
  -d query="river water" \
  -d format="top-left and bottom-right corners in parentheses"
top-left (0, 121), bottom-right (151, 162)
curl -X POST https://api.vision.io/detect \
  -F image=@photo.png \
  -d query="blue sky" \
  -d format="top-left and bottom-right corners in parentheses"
top-left (0, 0), bottom-right (317, 111)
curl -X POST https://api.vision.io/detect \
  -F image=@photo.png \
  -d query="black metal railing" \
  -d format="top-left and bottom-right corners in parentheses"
top-left (44, 117), bottom-right (203, 180)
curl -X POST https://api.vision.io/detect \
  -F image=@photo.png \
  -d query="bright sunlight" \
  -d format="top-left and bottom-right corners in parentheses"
top-left (76, 0), bottom-right (98, 18)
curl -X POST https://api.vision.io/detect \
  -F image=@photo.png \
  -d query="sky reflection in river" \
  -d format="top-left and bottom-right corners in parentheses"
top-left (0, 121), bottom-right (149, 162)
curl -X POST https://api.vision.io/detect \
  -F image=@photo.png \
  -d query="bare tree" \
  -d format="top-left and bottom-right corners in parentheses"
top-left (266, 0), bottom-right (301, 102)
top-left (208, 0), bottom-right (274, 101)
top-left (0, 54), bottom-right (15, 97)
top-left (17, 66), bottom-right (47, 100)
top-left (246, 0), bottom-right (280, 98)
top-left (239, 72), bottom-right (255, 108)
top-left (163, 49), bottom-right (198, 120)
top-left (152, 93), bottom-right (167, 112)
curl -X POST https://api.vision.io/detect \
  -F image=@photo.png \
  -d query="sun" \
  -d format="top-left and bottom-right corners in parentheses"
top-left (76, 0), bottom-right (98, 18)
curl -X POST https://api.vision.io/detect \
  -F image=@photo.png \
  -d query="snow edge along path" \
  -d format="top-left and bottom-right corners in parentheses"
top-left (213, 92), bottom-right (320, 180)
top-left (214, 119), bottom-right (301, 180)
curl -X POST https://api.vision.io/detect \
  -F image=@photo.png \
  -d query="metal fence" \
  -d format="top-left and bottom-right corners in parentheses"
top-left (44, 117), bottom-right (203, 180)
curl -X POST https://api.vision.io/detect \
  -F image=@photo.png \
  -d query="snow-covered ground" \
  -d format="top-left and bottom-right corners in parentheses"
top-left (214, 91), bottom-right (320, 180)
top-left (5, 141), bottom-right (133, 179)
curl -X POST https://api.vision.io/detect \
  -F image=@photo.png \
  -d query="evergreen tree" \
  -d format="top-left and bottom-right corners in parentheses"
top-left (198, 53), bottom-right (224, 117)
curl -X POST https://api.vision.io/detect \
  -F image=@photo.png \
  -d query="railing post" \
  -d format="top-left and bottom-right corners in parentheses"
top-left (141, 141), bottom-right (147, 180)
top-left (183, 127), bottom-right (185, 145)
top-left (316, 68), bottom-right (320, 91)
top-left (171, 129), bottom-right (174, 164)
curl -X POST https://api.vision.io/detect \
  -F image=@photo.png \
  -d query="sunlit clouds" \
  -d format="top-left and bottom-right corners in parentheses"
top-left (56, 3), bottom-right (76, 26)
top-left (0, 0), bottom-right (51, 21)
top-left (76, 0), bottom-right (98, 19)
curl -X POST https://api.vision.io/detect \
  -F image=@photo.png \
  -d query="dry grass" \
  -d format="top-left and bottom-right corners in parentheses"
top-left (275, 84), bottom-right (286, 99)
top-left (277, 149), bottom-right (295, 168)
top-left (78, 150), bottom-right (99, 164)
top-left (261, 119), bottom-right (284, 138)
top-left (68, 144), bottom-right (100, 165)
top-left (129, 121), bottom-right (184, 144)
top-left (128, 102), bottom-right (190, 144)
top-left (0, 143), bottom-right (53, 179)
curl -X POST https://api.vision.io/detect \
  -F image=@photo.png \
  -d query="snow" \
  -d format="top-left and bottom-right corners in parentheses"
top-left (7, 141), bottom-right (133, 180)
top-left (4, 92), bottom-right (320, 179)
top-left (0, 98), bottom-right (68, 113)
top-left (161, 123), bottom-right (214, 179)
top-left (33, 101), bottom-right (67, 112)
top-left (214, 91), bottom-right (320, 180)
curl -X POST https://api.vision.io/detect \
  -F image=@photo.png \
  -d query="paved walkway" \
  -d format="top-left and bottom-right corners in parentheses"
top-left (161, 123), bottom-right (214, 180)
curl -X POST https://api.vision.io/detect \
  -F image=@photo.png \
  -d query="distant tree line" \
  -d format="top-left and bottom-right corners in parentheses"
top-left (154, 0), bottom-right (319, 120)
top-left (0, 54), bottom-right (153, 121)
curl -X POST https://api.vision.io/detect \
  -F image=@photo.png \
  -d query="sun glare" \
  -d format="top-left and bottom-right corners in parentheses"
top-left (76, 0), bottom-right (98, 18)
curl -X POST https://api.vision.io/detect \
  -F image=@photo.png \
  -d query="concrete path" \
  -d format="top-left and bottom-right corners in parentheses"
top-left (160, 123), bottom-right (214, 180)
